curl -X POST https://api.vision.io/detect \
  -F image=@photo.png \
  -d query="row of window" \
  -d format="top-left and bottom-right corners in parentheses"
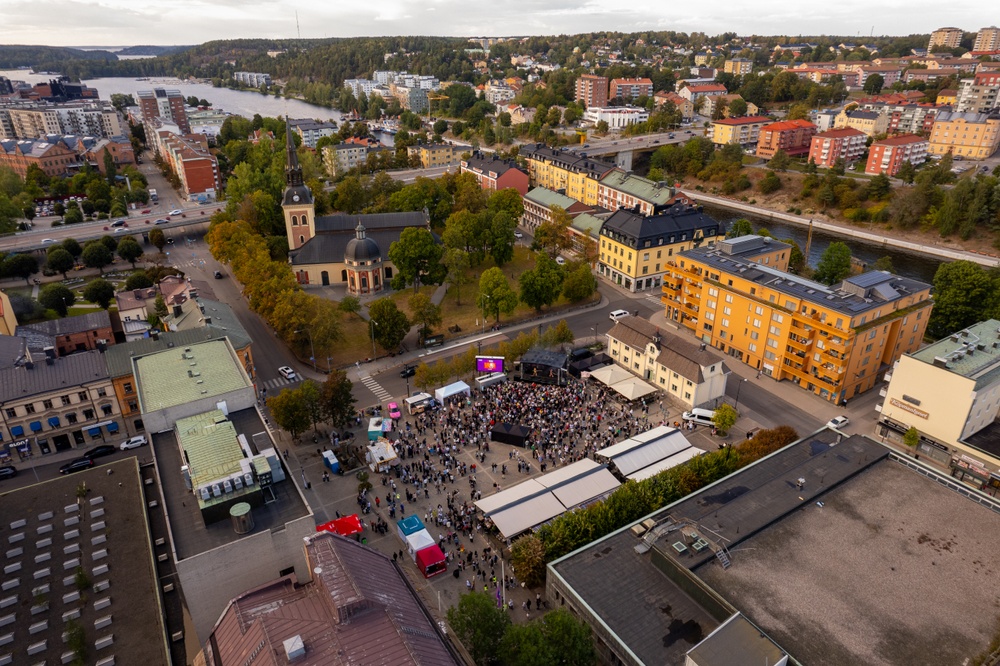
top-left (4, 404), bottom-right (114, 423)
top-left (4, 388), bottom-right (110, 417)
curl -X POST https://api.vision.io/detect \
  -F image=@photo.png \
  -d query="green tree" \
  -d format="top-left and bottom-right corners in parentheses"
top-left (871, 256), bottom-right (895, 273)
top-left (896, 160), bottom-right (917, 184)
top-left (408, 292), bottom-right (442, 339)
top-left (477, 267), bottom-right (518, 323)
top-left (510, 534), bottom-right (547, 588)
top-left (866, 172), bottom-right (892, 201)
top-left (63, 207), bottom-right (83, 225)
top-left (519, 253), bottom-right (564, 312)
top-left (540, 608), bottom-right (597, 666)
top-left (103, 150), bottom-right (117, 183)
top-left (338, 295), bottom-right (361, 317)
top-left (726, 218), bottom-right (754, 238)
top-left (928, 261), bottom-right (997, 338)
top-left (148, 228), bottom-right (166, 252)
top-left (446, 592), bottom-right (511, 666)
top-left (82, 278), bottom-right (115, 309)
top-left (712, 403), bottom-right (738, 436)
top-left (596, 120), bottom-right (609, 134)
top-left (534, 206), bottom-right (574, 258)
top-left (81, 242), bottom-right (113, 274)
top-left (758, 170), bottom-right (782, 194)
top-left (62, 238), bottom-right (82, 258)
top-left (768, 148), bottom-right (791, 171)
top-left (124, 271), bottom-right (154, 290)
top-left (39, 283), bottom-right (75, 316)
top-left (388, 227), bottom-right (446, 292)
top-left (298, 380), bottom-right (324, 434)
top-left (499, 623), bottom-right (551, 666)
top-left (3, 253), bottom-right (39, 285)
top-left (267, 388), bottom-right (311, 440)
top-left (441, 247), bottom-right (471, 305)
top-left (863, 73), bottom-right (885, 95)
top-left (368, 298), bottom-right (411, 352)
top-left (781, 238), bottom-right (807, 274)
top-left (561, 262), bottom-right (598, 302)
top-left (153, 294), bottom-right (168, 319)
top-left (45, 247), bottom-right (75, 278)
top-left (814, 241), bottom-right (852, 285)
top-left (320, 369), bottom-right (356, 428)
top-left (728, 97), bottom-right (748, 117)
top-left (116, 236), bottom-right (143, 267)
top-left (903, 426), bottom-right (920, 452)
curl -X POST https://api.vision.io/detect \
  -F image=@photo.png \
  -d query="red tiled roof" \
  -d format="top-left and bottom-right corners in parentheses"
top-left (761, 119), bottom-right (816, 132)
top-left (813, 128), bottom-right (866, 138)
top-left (713, 115), bottom-right (771, 126)
top-left (873, 134), bottom-right (928, 146)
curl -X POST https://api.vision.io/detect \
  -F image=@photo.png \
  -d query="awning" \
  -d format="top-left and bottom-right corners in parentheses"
top-left (29, 421), bottom-right (42, 432)
top-left (106, 422), bottom-right (119, 433)
top-left (88, 427), bottom-right (101, 436)
top-left (48, 416), bottom-right (60, 428)
top-left (10, 426), bottom-right (22, 437)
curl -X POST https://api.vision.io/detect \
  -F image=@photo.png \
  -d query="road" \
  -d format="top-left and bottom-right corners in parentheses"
top-left (577, 129), bottom-right (701, 156)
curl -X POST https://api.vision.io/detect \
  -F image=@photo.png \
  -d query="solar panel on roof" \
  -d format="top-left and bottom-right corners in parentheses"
top-left (846, 271), bottom-right (891, 288)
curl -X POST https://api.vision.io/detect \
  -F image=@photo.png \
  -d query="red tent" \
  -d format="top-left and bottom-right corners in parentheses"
top-left (315, 514), bottom-right (364, 537)
top-left (415, 545), bottom-right (447, 578)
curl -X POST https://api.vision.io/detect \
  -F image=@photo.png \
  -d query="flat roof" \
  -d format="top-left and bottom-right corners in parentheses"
top-left (597, 425), bottom-right (695, 477)
top-left (134, 338), bottom-right (251, 412)
top-left (0, 459), bottom-right (170, 666)
top-left (909, 319), bottom-right (1000, 385)
top-left (176, 410), bottom-right (246, 490)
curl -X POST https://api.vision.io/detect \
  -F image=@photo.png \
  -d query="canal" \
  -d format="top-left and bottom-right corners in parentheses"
top-left (702, 205), bottom-right (943, 284)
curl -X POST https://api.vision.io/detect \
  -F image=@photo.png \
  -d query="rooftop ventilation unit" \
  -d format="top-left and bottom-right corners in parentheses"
top-left (211, 484), bottom-right (221, 497)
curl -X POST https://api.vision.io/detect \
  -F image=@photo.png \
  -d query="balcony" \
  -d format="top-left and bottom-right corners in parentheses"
top-left (787, 335), bottom-right (812, 353)
top-left (782, 360), bottom-right (812, 384)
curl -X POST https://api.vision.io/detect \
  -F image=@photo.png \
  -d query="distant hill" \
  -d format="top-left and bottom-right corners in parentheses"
top-left (116, 45), bottom-right (187, 56)
top-left (0, 45), bottom-right (117, 69)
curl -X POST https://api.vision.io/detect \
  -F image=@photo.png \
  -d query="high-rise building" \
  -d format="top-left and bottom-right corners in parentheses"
top-left (928, 27), bottom-right (964, 50)
top-left (575, 74), bottom-right (609, 109)
top-left (137, 88), bottom-right (190, 134)
top-left (974, 26), bottom-right (1000, 52)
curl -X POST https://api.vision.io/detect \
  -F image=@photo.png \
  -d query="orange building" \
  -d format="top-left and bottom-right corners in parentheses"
top-left (808, 128), bottom-right (867, 168)
top-left (756, 119), bottom-right (817, 158)
top-left (865, 134), bottom-right (928, 176)
top-left (575, 75), bottom-right (609, 108)
top-left (0, 138), bottom-right (76, 178)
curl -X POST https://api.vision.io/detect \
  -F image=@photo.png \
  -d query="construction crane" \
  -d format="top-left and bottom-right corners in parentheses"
top-left (425, 92), bottom-right (449, 122)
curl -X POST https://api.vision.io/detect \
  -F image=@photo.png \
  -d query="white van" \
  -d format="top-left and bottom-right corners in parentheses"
top-left (405, 392), bottom-right (434, 415)
top-left (682, 408), bottom-right (717, 427)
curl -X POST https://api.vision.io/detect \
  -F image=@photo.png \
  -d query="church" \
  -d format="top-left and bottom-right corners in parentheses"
top-left (282, 120), bottom-right (429, 293)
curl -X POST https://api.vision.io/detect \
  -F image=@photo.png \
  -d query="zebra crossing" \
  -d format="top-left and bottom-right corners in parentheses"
top-left (260, 376), bottom-right (298, 391)
top-left (359, 373), bottom-right (392, 402)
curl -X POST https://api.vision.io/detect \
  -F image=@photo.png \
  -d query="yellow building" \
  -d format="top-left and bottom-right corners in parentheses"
top-left (709, 116), bottom-right (771, 147)
top-left (662, 235), bottom-right (933, 403)
top-left (877, 319), bottom-right (1000, 492)
top-left (406, 143), bottom-right (458, 168)
top-left (936, 89), bottom-right (958, 105)
top-left (519, 143), bottom-right (616, 206)
top-left (833, 109), bottom-right (890, 137)
top-left (929, 27), bottom-right (964, 50)
top-left (928, 110), bottom-right (1000, 159)
top-left (723, 58), bottom-right (753, 76)
top-left (598, 203), bottom-right (723, 293)
top-left (0, 291), bottom-right (17, 336)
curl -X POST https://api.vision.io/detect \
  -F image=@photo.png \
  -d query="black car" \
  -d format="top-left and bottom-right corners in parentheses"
top-left (0, 466), bottom-right (17, 480)
top-left (400, 365), bottom-right (416, 378)
top-left (83, 445), bottom-right (116, 460)
top-left (59, 458), bottom-right (95, 474)
top-left (214, 270), bottom-right (223, 279)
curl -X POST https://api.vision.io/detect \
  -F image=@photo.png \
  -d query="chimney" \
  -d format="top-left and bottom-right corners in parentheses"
top-left (43, 346), bottom-right (56, 359)
top-left (151, 331), bottom-right (159, 341)
top-left (133, 289), bottom-right (142, 298)
top-left (203, 316), bottom-right (212, 325)
top-left (45, 356), bottom-right (54, 366)
top-left (172, 305), bottom-right (183, 317)
top-left (25, 361), bottom-right (34, 370)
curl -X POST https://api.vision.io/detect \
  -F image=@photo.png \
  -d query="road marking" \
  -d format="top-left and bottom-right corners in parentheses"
top-left (360, 375), bottom-right (392, 402)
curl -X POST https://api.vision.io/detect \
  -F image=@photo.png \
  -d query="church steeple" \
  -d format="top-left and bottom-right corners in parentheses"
top-left (285, 116), bottom-right (304, 188)
top-left (355, 222), bottom-right (367, 240)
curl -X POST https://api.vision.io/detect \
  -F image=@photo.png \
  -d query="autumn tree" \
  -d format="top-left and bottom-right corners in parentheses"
top-left (408, 292), bottom-right (442, 339)
top-left (534, 206), bottom-right (574, 258)
top-left (477, 267), bottom-right (518, 324)
top-left (267, 388), bottom-right (311, 440)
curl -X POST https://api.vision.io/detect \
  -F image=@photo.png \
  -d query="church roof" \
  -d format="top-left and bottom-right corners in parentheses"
top-left (290, 229), bottom-right (404, 266)
top-left (314, 210), bottom-right (428, 233)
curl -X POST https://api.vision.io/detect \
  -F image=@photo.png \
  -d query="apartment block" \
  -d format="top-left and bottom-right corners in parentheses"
top-left (289, 118), bottom-right (338, 148)
top-left (322, 141), bottom-right (385, 177)
top-left (928, 110), bottom-right (1000, 159)
top-left (155, 130), bottom-right (219, 200)
top-left (865, 134), bottom-right (928, 176)
top-left (582, 106), bottom-right (649, 129)
top-left (0, 136), bottom-right (77, 177)
top-left (654, 91), bottom-right (694, 120)
top-left (834, 109), bottom-right (889, 136)
top-left (955, 78), bottom-right (1000, 114)
top-left (709, 115), bottom-right (772, 148)
top-left (521, 187), bottom-right (595, 231)
top-left (609, 77), bottom-right (653, 100)
top-left (678, 83), bottom-right (728, 105)
top-left (808, 127), bottom-right (868, 167)
top-left (137, 88), bottom-right (190, 134)
top-left (755, 119), bottom-right (817, 158)
top-left (703, 94), bottom-right (760, 119)
top-left (575, 74), bottom-right (609, 108)
top-left (662, 235), bottom-right (933, 402)
top-left (0, 100), bottom-right (124, 140)
top-left (519, 143), bottom-right (616, 206)
top-left (974, 27), bottom-right (1000, 53)
top-left (929, 27), bottom-right (964, 50)
top-left (597, 170), bottom-right (681, 216)
top-left (460, 151), bottom-right (529, 196)
top-left (723, 58), bottom-right (753, 75)
top-left (406, 143), bottom-right (457, 168)
top-left (598, 203), bottom-right (722, 293)
top-left (233, 71), bottom-right (272, 87)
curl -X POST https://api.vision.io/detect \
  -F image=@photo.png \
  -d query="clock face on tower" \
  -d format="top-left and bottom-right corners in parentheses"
top-left (293, 194), bottom-right (300, 202)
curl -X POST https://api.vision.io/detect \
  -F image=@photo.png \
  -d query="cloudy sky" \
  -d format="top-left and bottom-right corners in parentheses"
top-left (2, 0), bottom-right (989, 47)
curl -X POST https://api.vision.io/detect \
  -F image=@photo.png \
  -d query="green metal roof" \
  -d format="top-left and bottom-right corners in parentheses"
top-left (525, 187), bottom-right (577, 210)
top-left (134, 339), bottom-right (252, 412)
top-left (599, 171), bottom-right (675, 205)
top-left (571, 213), bottom-right (604, 238)
top-left (911, 319), bottom-right (1000, 386)
top-left (175, 410), bottom-right (244, 491)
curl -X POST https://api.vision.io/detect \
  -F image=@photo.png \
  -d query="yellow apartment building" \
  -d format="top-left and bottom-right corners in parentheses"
top-left (709, 116), bottom-right (772, 148)
top-left (519, 143), bottom-right (616, 206)
top-left (928, 110), bottom-right (1000, 159)
top-left (834, 109), bottom-right (890, 137)
top-left (662, 235), bottom-right (933, 403)
top-left (406, 143), bottom-right (458, 168)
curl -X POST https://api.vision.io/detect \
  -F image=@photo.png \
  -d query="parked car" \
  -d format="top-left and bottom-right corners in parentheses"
top-left (279, 366), bottom-right (296, 380)
top-left (513, 230), bottom-right (523, 239)
top-left (555, 256), bottom-right (566, 265)
top-left (827, 416), bottom-right (850, 429)
top-left (120, 435), bottom-right (148, 450)
top-left (59, 458), bottom-right (95, 474)
top-left (609, 309), bottom-right (631, 322)
top-left (0, 466), bottom-right (17, 481)
top-left (169, 209), bottom-right (183, 216)
top-left (83, 445), bottom-right (117, 460)
top-left (400, 365), bottom-right (416, 378)
top-left (140, 209), bottom-right (151, 214)
top-left (214, 270), bottom-right (223, 279)
top-left (388, 402), bottom-right (402, 419)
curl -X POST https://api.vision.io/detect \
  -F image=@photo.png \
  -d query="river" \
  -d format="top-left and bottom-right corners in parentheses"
top-left (701, 205), bottom-right (942, 285)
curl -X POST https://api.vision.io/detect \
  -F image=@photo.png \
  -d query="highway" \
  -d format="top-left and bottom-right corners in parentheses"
top-left (575, 129), bottom-right (703, 157)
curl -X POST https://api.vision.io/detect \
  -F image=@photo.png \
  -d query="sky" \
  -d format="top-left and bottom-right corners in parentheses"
top-left (1, 0), bottom-right (990, 48)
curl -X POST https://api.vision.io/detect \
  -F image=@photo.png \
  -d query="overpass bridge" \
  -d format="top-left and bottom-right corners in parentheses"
top-left (567, 130), bottom-right (703, 170)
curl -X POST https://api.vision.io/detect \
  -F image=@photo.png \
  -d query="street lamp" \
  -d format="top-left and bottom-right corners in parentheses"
top-left (294, 329), bottom-right (316, 372)
top-left (481, 294), bottom-right (491, 334)
top-left (370, 320), bottom-right (379, 362)
top-left (734, 377), bottom-right (749, 412)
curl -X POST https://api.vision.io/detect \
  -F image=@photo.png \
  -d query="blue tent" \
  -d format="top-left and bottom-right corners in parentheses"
top-left (396, 515), bottom-right (425, 540)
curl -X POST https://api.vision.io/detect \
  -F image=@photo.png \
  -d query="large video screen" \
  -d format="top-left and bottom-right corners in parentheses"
top-left (476, 356), bottom-right (505, 374)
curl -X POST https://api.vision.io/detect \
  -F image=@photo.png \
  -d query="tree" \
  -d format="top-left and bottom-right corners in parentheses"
top-left (148, 228), bottom-right (166, 252)
top-left (863, 73), bottom-right (885, 95)
top-left (541, 609), bottom-right (597, 666)
top-left (758, 170), bottom-right (782, 194)
top-left (896, 160), bottom-right (917, 184)
top-left (116, 236), bottom-right (143, 267)
top-left (713, 403), bottom-right (738, 436)
top-left (298, 380), bottom-right (324, 434)
top-left (267, 388), bottom-right (311, 440)
top-left (433, 119), bottom-right (448, 135)
top-left (813, 241), bottom-right (852, 285)
top-left (728, 97), bottom-right (748, 117)
top-left (124, 271), bottom-right (154, 290)
top-left (408, 292), bottom-right (442, 340)
top-left (510, 534), bottom-right (547, 588)
top-left (866, 172), bottom-right (892, 201)
top-left (153, 294), bottom-right (168, 319)
top-left (82, 279), bottom-right (115, 309)
top-left (388, 227), bottom-right (445, 292)
top-left (3, 253), bottom-right (38, 285)
top-left (81, 242), bottom-right (113, 274)
top-left (62, 238), bottom-right (82, 258)
top-left (102, 150), bottom-right (117, 183)
top-left (903, 426), bottom-right (920, 452)
top-left (368, 298), bottom-right (410, 352)
top-left (338, 295), bottom-right (361, 317)
top-left (477, 267), bottom-right (518, 323)
top-left (726, 218), bottom-right (754, 238)
top-left (534, 206), bottom-right (573, 258)
top-left (519, 253), bottom-right (564, 312)
top-left (871, 256), bottom-right (895, 273)
top-left (928, 261), bottom-right (997, 338)
top-left (320, 370), bottom-right (356, 428)
top-left (561, 262), bottom-right (598, 302)
top-left (39, 284), bottom-right (75, 316)
top-left (499, 624), bottom-right (552, 666)
top-left (441, 247), bottom-right (471, 305)
top-left (63, 207), bottom-right (83, 225)
top-left (45, 247), bottom-right (75, 278)
top-left (781, 238), bottom-right (807, 274)
top-left (595, 120), bottom-right (609, 134)
top-left (768, 148), bottom-right (791, 171)
top-left (446, 592), bottom-right (510, 666)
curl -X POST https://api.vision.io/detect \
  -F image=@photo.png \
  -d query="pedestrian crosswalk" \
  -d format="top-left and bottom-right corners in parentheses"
top-left (260, 376), bottom-right (298, 391)
top-left (645, 293), bottom-right (664, 305)
top-left (359, 373), bottom-right (392, 402)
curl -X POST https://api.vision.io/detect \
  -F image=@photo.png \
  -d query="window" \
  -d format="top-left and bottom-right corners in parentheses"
top-left (725, 294), bottom-right (733, 303)
top-left (97, 388), bottom-right (107, 397)
top-left (753, 319), bottom-right (761, 328)
top-left (748, 343), bottom-right (757, 352)
top-left (769, 325), bottom-right (781, 335)
top-left (124, 382), bottom-right (133, 394)
top-left (767, 337), bottom-right (778, 348)
top-left (750, 331), bottom-right (759, 340)
top-left (643, 252), bottom-right (650, 261)
top-left (101, 404), bottom-right (113, 416)
top-left (61, 395), bottom-right (71, 406)
top-left (25, 403), bottom-right (35, 414)
top-left (43, 399), bottom-right (53, 409)
top-left (721, 318), bottom-right (730, 327)
top-left (708, 287), bottom-right (718, 297)
top-left (83, 409), bottom-right (95, 420)
top-left (4, 408), bottom-right (15, 418)
top-left (723, 306), bottom-right (732, 316)
top-left (66, 413), bottom-right (77, 424)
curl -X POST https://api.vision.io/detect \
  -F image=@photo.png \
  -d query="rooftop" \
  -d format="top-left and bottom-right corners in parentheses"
top-left (462, 151), bottom-right (526, 178)
top-left (0, 458), bottom-right (170, 666)
top-left (814, 127), bottom-right (867, 138)
top-left (761, 119), bottom-right (816, 132)
top-left (103, 325), bottom-right (246, 379)
top-left (600, 203), bottom-right (722, 244)
top-left (711, 115), bottom-right (771, 126)
top-left (133, 338), bottom-right (252, 413)
top-left (570, 212), bottom-right (604, 238)
top-left (608, 316), bottom-right (727, 383)
top-left (599, 170), bottom-right (676, 205)
top-left (0, 349), bottom-right (110, 401)
top-left (313, 210), bottom-right (428, 235)
top-left (520, 143), bottom-right (617, 178)
top-left (524, 186), bottom-right (581, 211)
top-left (910, 319), bottom-right (1000, 386)
top-left (16, 310), bottom-right (111, 349)
top-left (0, 334), bottom-right (27, 369)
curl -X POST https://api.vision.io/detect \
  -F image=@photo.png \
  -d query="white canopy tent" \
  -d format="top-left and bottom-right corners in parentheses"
top-left (589, 364), bottom-right (633, 387)
top-left (597, 425), bottom-right (698, 481)
top-left (405, 528), bottom-right (436, 559)
top-left (609, 376), bottom-right (658, 401)
top-left (435, 381), bottom-right (471, 403)
top-left (627, 448), bottom-right (702, 481)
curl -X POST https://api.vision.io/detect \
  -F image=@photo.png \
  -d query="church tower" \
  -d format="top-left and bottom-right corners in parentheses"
top-left (282, 118), bottom-right (316, 250)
